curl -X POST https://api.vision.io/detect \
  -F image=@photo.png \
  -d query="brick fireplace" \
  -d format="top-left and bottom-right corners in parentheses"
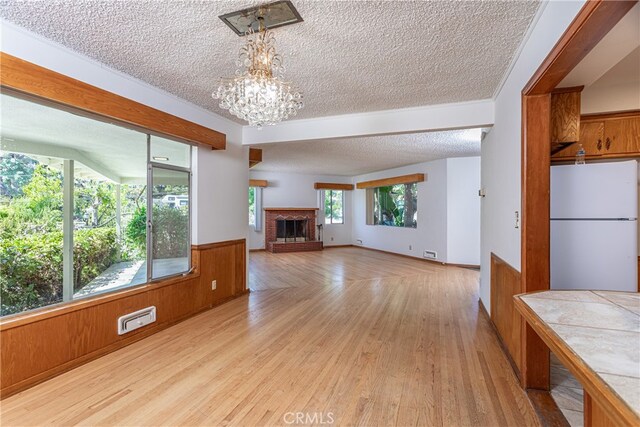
top-left (265, 208), bottom-right (324, 253)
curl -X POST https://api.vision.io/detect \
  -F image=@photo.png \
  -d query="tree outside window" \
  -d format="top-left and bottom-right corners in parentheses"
top-left (324, 190), bottom-right (344, 224)
top-left (372, 183), bottom-right (417, 228)
top-left (248, 186), bottom-right (256, 226)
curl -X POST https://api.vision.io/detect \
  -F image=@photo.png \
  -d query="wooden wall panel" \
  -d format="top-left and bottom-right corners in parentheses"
top-left (490, 253), bottom-right (523, 377)
top-left (0, 239), bottom-right (247, 398)
top-left (0, 53), bottom-right (225, 150)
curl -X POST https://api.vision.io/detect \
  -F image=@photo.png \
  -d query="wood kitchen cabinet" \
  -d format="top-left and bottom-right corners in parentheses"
top-left (552, 111), bottom-right (640, 161)
top-left (550, 87), bottom-right (582, 144)
top-left (603, 116), bottom-right (640, 155)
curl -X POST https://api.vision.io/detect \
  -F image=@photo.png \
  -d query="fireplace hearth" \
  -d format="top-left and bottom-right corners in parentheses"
top-left (264, 208), bottom-right (323, 253)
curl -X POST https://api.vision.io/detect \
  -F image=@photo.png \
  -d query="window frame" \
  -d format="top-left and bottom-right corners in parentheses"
top-left (248, 185), bottom-right (263, 231)
top-left (367, 182), bottom-right (418, 228)
top-left (324, 189), bottom-right (344, 225)
top-left (0, 93), bottom-right (195, 318)
top-left (147, 158), bottom-right (193, 282)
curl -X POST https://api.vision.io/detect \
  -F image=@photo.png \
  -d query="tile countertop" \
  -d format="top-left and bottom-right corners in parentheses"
top-left (515, 290), bottom-right (640, 422)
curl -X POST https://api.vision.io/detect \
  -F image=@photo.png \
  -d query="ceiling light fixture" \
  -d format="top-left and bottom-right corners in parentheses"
top-left (213, 3), bottom-right (304, 129)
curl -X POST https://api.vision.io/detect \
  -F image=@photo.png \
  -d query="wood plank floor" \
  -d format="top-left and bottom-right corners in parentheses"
top-left (1, 247), bottom-right (538, 426)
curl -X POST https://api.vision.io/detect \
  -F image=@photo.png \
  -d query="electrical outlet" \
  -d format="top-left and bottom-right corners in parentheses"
top-left (515, 211), bottom-right (520, 229)
top-left (409, 245), bottom-right (412, 250)
top-left (330, 236), bottom-right (334, 241)
top-left (211, 280), bottom-right (217, 290)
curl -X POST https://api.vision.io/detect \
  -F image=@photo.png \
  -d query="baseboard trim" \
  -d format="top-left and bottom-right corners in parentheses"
top-left (323, 244), bottom-right (354, 249)
top-left (355, 245), bottom-right (479, 269)
top-left (249, 248), bottom-right (265, 252)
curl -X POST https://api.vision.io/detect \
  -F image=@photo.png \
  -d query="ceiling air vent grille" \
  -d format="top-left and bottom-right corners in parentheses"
top-left (219, 1), bottom-right (303, 36)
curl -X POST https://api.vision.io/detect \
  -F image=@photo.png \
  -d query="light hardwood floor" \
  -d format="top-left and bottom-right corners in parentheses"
top-left (1, 247), bottom-right (538, 426)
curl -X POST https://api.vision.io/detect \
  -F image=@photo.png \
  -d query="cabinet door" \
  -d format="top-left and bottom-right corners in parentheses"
top-left (552, 121), bottom-right (604, 159)
top-left (604, 117), bottom-right (640, 155)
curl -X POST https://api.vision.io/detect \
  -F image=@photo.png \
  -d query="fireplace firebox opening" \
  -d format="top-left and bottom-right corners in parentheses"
top-left (276, 219), bottom-right (308, 242)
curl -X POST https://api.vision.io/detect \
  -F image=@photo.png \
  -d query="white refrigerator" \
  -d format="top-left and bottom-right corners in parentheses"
top-left (551, 160), bottom-right (638, 291)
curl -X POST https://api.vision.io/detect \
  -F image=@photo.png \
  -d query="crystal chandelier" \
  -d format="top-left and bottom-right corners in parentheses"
top-left (213, 17), bottom-right (304, 128)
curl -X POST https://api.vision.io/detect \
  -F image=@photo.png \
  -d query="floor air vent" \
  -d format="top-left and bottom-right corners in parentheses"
top-left (118, 306), bottom-right (156, 335)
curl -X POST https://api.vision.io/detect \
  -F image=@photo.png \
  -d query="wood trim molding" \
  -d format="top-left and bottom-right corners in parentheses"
top-left (515, 296), bottom-right (639, 427)
top-left (521, 94), bottom-right (551, 390)
top-left (191, 238), bottom-right (247, 251)
top-left (0, 53), bottom-right (225, 150)
top-left (355, 173), bottom-right (425, 189)
top-left (581, 109), bottom-right (640, 122)
top-left (249, 148), bottom-right (262, 168)
top-left (313, 182), bottom-right (354, 191)
top-left (551, 85), bottom-right (584, 94)
top-left (522, 0), bottom-right (637, 96)
top-left (249, 179), bottom-right (268, 188)
top-left (520, 0), bottom-right (637, 392)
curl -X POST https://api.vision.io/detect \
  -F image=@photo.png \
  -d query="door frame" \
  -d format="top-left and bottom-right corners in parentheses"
top-left (520, 0), bottom-right (638, 390)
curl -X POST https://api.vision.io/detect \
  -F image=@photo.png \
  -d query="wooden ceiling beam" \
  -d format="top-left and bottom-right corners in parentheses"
top-left (0, 53), bottom-right (226, 150)
top-left (313, 182), bottom-right (354, 191)
top-left (249, 179), bottom-right (268, 187)
top-left (356, 173), bottom-right (425, 189)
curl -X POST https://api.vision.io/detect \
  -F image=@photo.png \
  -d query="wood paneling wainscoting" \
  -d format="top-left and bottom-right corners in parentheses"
top-left (0, 238), bottom-right (247, 398)
top-left (490, 253), bottom-right (522, 377)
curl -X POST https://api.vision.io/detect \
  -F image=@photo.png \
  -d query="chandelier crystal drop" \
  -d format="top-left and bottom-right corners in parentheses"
top-left (212, 25), bottom-right (304, 128)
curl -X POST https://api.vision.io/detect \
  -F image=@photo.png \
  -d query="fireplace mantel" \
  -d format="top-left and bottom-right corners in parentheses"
top-left (264, 207), bottom-right (319, 211)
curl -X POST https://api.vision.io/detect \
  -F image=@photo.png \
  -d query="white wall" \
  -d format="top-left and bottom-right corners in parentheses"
top-left (581, 79), bottom-right (640, 114)
top-left (1, 20), bottom-right (248, 246)
top-left (248, 170), bottom-right (353, 249)
top-left (447, 157), bottom-right (481, 265)
top-left (480, 1), bottom-right (586, 311)
top-left (351, 158), bottom-right (480, 264)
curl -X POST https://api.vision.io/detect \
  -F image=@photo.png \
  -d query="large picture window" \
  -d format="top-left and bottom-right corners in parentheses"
top-left (324, 190), bottom-right (344, 224)
top-left (0, 93), bottom-right (192, 316)
top-left (369, 183), bottom-right (417, 228)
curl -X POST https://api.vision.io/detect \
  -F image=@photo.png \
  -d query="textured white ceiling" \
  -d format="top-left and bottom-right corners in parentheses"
top-left (252, 128), bottom-right (482, 176)
top-left (0, 0), bottom-right (540, 123)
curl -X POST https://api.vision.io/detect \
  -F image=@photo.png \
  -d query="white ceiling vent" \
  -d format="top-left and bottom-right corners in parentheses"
top-left (118, 306), bottom-right (156, 335)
